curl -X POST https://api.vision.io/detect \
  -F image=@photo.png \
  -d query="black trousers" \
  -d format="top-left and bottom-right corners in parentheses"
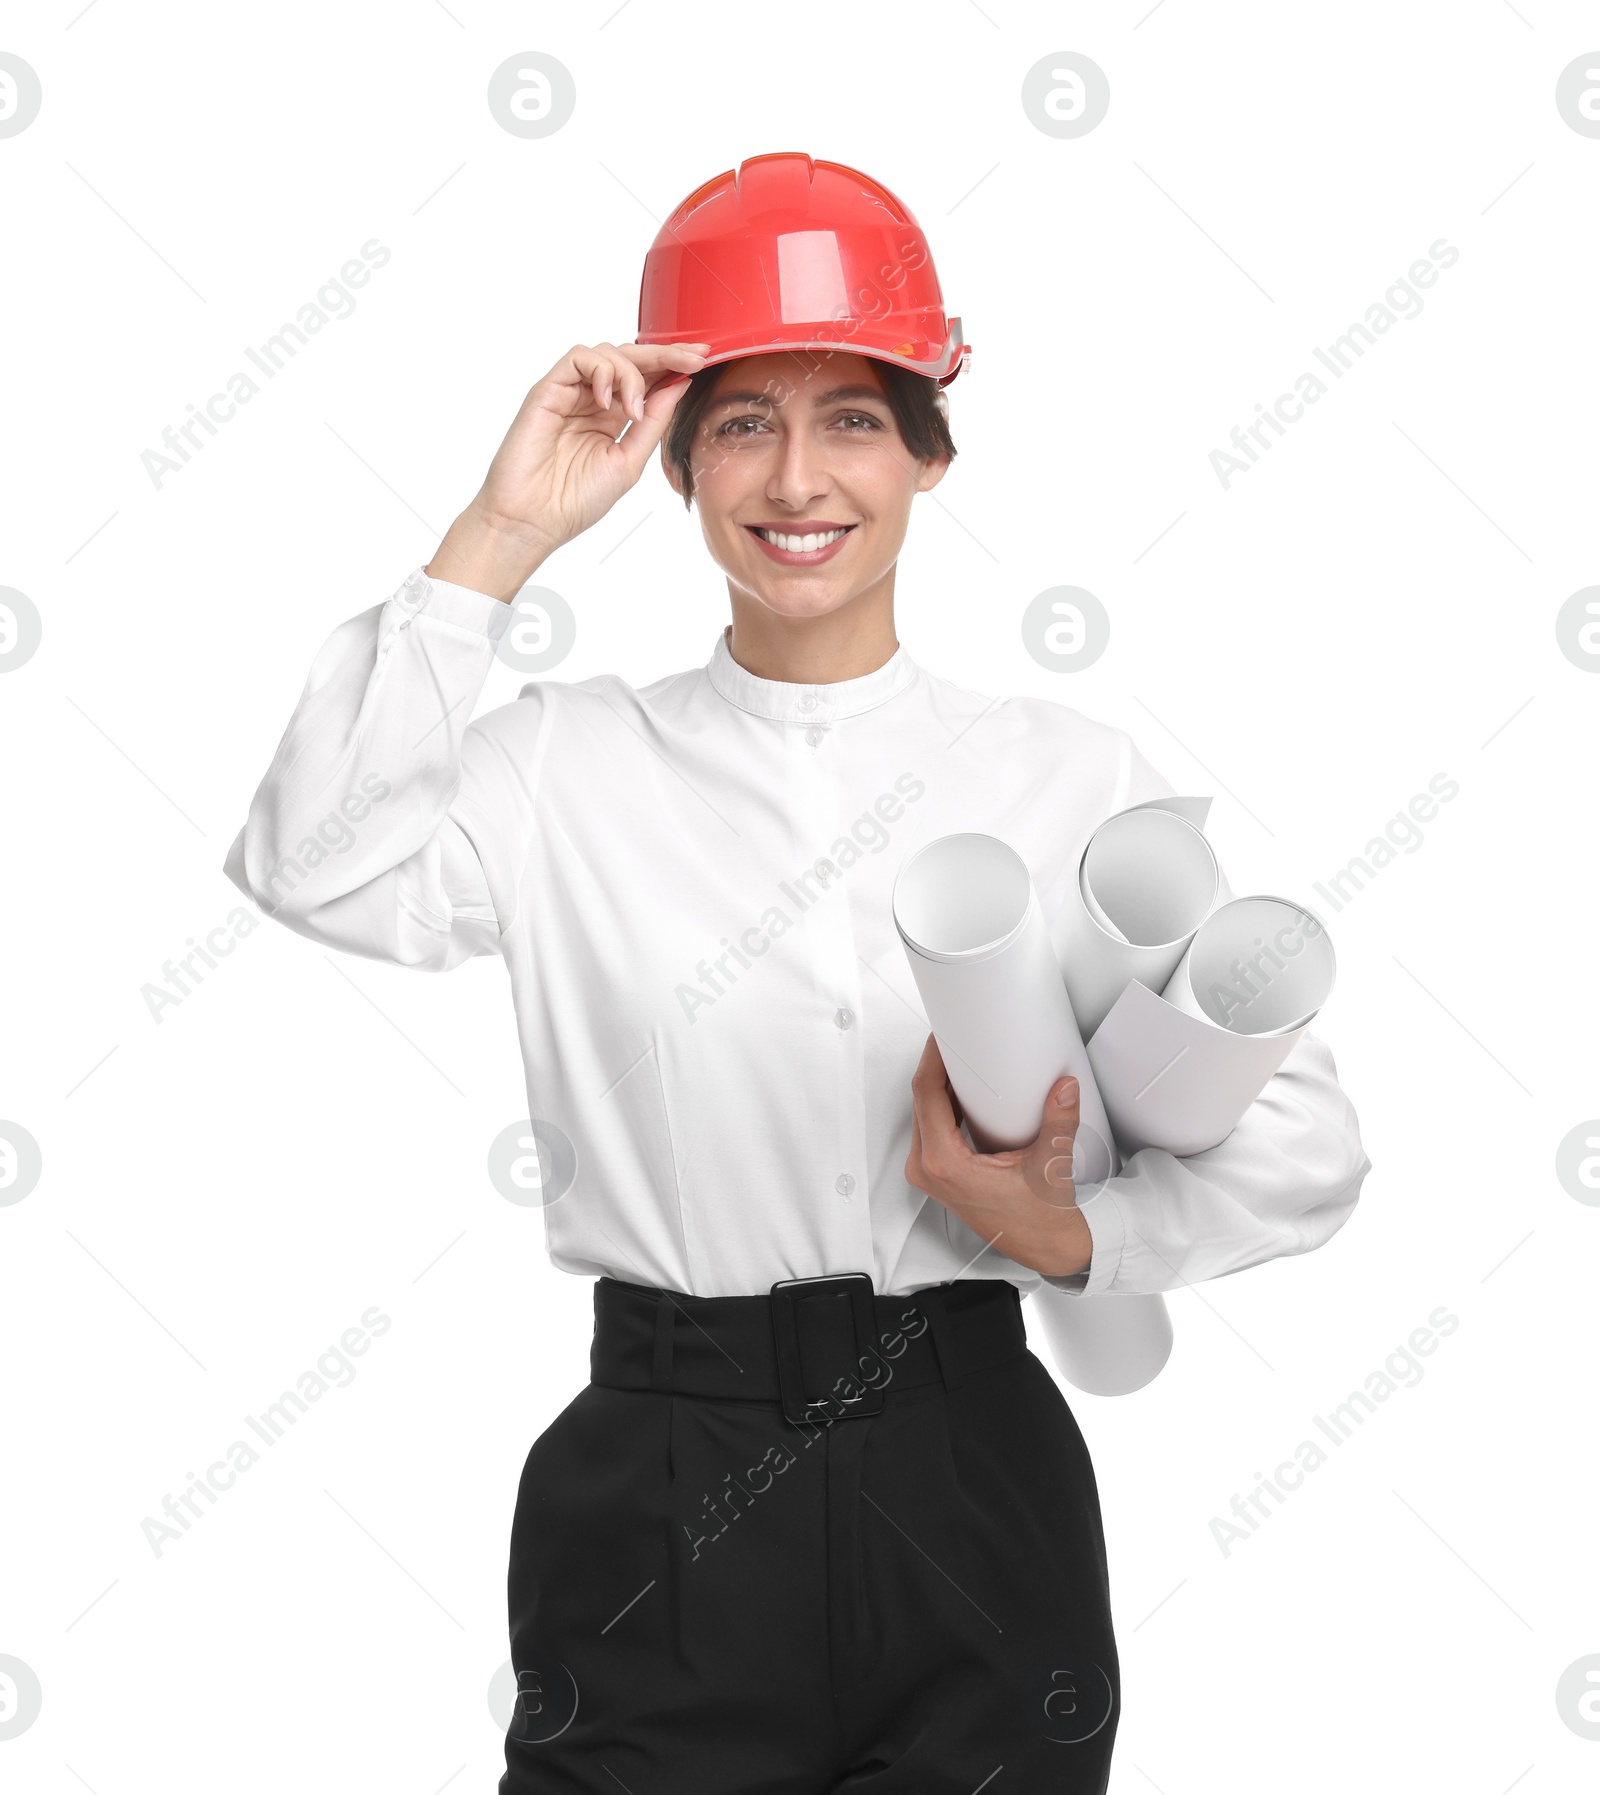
top-left (500, 1273), bottom-right (1120, 1793)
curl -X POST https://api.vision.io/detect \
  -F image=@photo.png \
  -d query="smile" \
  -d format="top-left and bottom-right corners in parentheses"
top-left (745, 524), bottom-right (856, 565)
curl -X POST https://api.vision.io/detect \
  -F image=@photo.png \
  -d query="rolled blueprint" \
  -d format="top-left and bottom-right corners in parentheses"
top-left (893, 834), bottom-right (1116, 1179)
top-left (893, 833), bottom-right (1173, 1397)
top-left (1051, 797), bottom-right (1220, 1041)
top-left (1086, 896), bottom-right (1337, 1157)
top-left (1031, 1286), bottom-right (1174, 1400)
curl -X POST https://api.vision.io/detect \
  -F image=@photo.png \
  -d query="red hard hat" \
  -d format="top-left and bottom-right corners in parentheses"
top-left (636, 151), bottom-right (970, 388)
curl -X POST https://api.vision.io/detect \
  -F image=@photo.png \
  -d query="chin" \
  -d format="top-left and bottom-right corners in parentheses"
top-left (745, 583), bottom-right (858, 620)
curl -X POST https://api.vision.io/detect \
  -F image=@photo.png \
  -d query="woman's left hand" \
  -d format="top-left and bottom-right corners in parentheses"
top-left (905, 1035), bottom-right (1094, 1280)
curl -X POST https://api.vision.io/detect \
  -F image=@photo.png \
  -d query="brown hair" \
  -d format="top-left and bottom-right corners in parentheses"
top-left (661, 356), bottom-right (957, 509)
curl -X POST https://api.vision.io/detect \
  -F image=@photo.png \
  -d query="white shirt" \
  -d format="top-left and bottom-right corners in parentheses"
top-left (224, 566), bottom-right (1371, 1301)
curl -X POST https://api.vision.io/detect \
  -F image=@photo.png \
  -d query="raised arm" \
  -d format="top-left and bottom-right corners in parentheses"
top-left (222, 337), bottom-right (710, 969)
top-left (223, 572), bottom-right (516, 968)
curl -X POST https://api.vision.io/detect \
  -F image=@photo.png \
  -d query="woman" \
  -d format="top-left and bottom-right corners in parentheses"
top-left (226, 153), bottom-right (1370, 1792)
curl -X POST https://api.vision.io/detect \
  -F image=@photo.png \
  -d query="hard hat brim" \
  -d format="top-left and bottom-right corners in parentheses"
top-left (636, 317), bottom-right (971, 389)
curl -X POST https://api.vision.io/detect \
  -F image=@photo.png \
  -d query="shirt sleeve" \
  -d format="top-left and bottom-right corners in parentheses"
top-left (222, 566), bottom-right (514, 971)
top-left (1040, 730), bottom-right (1372, 1296)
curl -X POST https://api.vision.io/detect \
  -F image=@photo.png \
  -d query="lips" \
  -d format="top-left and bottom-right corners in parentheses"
top-left (744, 523), bottom-right (856, 567)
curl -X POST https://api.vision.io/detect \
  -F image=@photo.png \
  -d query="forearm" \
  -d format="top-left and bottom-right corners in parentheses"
top-left (425, 497), bottom-right (556, 605)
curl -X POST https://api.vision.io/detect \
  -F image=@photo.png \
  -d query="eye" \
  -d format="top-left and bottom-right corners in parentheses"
top-left (835, 410), bottom-right (883, 432)
top-left (716, 415), bottom-right (770, 438)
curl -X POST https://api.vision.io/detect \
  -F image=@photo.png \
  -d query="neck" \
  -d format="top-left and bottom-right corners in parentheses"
top-left (724, 569), bottom-right (899, 685)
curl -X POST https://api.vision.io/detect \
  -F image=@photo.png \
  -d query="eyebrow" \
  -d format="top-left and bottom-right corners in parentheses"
top-left (702, 383), bottom-right (889, 416)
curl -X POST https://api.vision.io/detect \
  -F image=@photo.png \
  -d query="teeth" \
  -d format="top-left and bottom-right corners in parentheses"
top-left (757, 527), bottom-right (848, 551)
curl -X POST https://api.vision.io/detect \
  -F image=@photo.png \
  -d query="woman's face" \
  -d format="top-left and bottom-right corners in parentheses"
top-left (670, 351), bottom-right (949, 621)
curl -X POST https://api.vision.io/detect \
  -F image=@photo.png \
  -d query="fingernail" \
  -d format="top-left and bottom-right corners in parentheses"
top-left (602, 384), bottom-right (612, 408)
top-left (631, 393), bottom-right (644, 419)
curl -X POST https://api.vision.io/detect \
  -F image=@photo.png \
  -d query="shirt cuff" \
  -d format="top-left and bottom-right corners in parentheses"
top-left (395, 565), bottom-right (515, 643)
top-left (1037, 1187), bottom-right (1126, 1296)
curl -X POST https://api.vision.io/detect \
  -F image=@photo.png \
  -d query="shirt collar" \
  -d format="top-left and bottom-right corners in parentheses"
top-left (706, 626), bottom-right (918, 723)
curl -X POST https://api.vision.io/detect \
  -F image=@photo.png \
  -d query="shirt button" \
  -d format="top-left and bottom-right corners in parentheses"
top-left (834, 1008), bottom-right (854, 1030)
top-left (805, 726), bottom-right (825, 747)
top-left (798, 694), bottom-right (817, 711)
top-left (835, 1173), bottom-right (856, 1196)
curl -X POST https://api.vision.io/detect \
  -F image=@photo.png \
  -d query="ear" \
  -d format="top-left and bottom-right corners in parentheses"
top-left (659, 441), bottom-right (687, 503)
top-left (916, 386), bottom-right (953, 494)
top-left (914, 453), bottom-right (952, 496)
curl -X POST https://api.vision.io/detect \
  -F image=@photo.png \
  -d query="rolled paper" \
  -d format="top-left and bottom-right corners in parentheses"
top-left (1052, 798), bottom-right (1220, 1041)
top-left (1166, 895), bottom-right (1335, 1036)
top-left (892, 833), bottom-right (1116, 1185)
top-left (893, 832), bottom-right (1173, 1396)
top-left (1086, 896), bottom-right (1337, 1157)
top-left (1028, 1283), bottom-right (1174, 1398)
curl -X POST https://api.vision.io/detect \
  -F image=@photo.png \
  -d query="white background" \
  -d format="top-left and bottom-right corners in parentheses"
top-left (2, 1), bottom-right (1596, 1790)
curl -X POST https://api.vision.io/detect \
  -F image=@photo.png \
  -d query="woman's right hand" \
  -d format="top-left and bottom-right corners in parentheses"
top-left (425, 339), bottom-right (710, 602)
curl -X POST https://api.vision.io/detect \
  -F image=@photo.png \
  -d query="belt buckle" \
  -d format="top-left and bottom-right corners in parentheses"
top-left (769, 1272), bottom-right (887, 1426)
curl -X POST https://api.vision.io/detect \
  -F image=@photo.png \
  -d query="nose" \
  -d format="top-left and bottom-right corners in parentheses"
top-left (765, 424), bottom-right (830, 514)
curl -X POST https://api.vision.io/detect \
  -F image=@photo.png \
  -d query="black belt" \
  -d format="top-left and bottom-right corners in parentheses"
top-left (590, 1272), bottom-right (1029, 1426)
